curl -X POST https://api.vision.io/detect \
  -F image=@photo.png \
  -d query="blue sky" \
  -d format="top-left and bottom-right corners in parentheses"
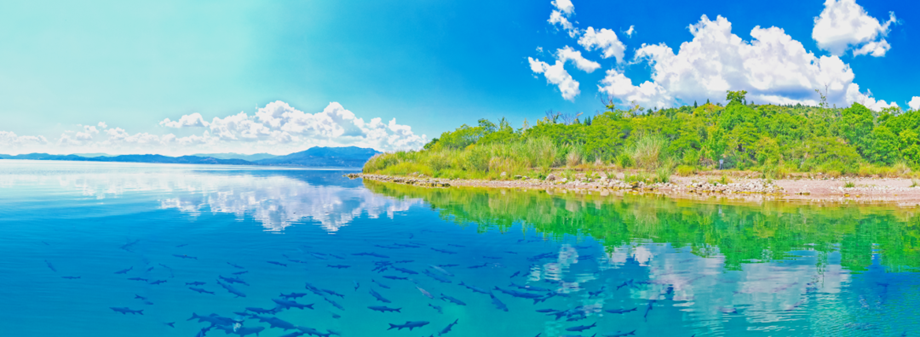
top-left (1, 0), bottom-right (917, 155)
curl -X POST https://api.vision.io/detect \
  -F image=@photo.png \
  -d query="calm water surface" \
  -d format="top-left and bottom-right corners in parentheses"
top-left (1, 160), bottom-right (918, 336)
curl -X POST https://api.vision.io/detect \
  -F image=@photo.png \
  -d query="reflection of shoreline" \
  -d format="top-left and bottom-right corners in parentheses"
top-left (0, 161), bottom-right (422, 232)
top-left (363, 179), bottom-right (920, 272)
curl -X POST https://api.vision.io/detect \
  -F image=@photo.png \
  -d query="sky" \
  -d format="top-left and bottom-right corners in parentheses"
top-left (1, 0), bottom-right (918, 155)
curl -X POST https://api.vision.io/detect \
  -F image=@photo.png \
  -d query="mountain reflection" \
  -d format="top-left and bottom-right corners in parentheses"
top-left (0, 162), bottom-right (422, 232)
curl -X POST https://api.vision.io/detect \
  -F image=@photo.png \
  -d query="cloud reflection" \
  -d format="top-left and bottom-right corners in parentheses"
top-left (0, 161), bottom-right (422, 232)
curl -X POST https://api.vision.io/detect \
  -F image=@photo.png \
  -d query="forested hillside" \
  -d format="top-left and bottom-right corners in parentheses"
top-left (365, 91), bottom-right (920, 180)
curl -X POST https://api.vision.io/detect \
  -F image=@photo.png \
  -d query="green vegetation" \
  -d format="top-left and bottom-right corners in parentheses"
top-left (365, 180), bottom-right (920, 272)
top-left (365, 90), bottom-right (920, 179)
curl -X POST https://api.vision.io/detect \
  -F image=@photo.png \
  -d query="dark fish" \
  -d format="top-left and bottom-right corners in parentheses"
top-left (135, 294), bottom-right (148, 300)
top-left (388, 321), bottom-right (430, 331)
top-left (536, 309), bottom-right (558, 313)
top-left (383, 275), bottom-right (408, 281)
top-left (510, 271), bottom-right (521, 278)
top-left (245, 307), bottom-right (279, 314)
top-left (164, 322), bottom-right (175, 328)
top-left (440, 293), bottom-right (466, 306)
top-left (322, 288), bottom-right (344, 298)
top-left (490, 293), bottom-right (509, 312)
top-left (353, 281), bottom-right (360, 291)
top-left (145, 267), bottom-right (154, 272)
top-left (605, 307), bottom-right (637, 314)
top-left (272, 298), bottom-right (314, 310)
top-left (468, 263), bottom-right (488, 269)
top-left (119, 239), bottom-right (141, 251)
top-left (267, 261), bottom-right (287, 267)
top-left (353, 252), bottom-right (389, 259)
top-left (324, 297), bottom-right (344, 310)
top-left (227, 262), bottom-right (245, 269)
top-left (172, 254), bottom-right (197, 260)
top-left (216, 280), bottom-right (246, 298)
top-left (616, 280), bottom-right (631, 290)
top-left (232, 271), bottom-right (248, 275)
top-left (186, 281), bottom-right (206, 286)
top-left (148, 280), bottom-right (167, 285)
top-left (644, 300), bottom-right (656, 320)
top-left (428, 303), bottom-right (443, 314)
top-left (459, 281), bottom-right (490, 295)
top-left (260, 316), bottom-right (297, 330)
top-left (438, 264), bottom-right (459, 268)
top-left (45, 260), bottom-right (57, 272)
top-left (529, 252), bottom-right (556, 261)
top-left (176, 243), bottom-right (188, 248)
top-left (368, 305), bottom-right (401, 313)
top-left (370, 289), bottom-right (391, 303)
top-left (189, 287), bottom-right (214, 295)
top-left (439, 319), bottom-right (459, 335)
top-left (606, 330), bottom-right (637, 337)
top-left (565, 322), bottom-right (596, 332)
top-left (187, 313), bottom-right (236, 326)
top-left (61, 276), bottom-right (81, 280)
top-left (281, 292), bottom-right (307, 299)
top-left (328, 253), bottom-right (346, 259)
top-left (114, 267), bottom-right (133, 274)
top-left (393, 260), bottom-right (414, 264)
top-left (110, 307), bottom-right (143, 315)
top-left (127, 277), bottom-right (148, 282)
top-left (431, 248), bottom-right (457, 254)
top-left (372, 279), bottom-right (391, 289)
top-left (589, 286), bottom-right (606, 297)
top-left (494, 286), bottom-right (547, 303)
top-left (327, 264), bottom-right (350, 269)
top-left (392, 266), bottom-right (418, 275)
top-left (219, 275), bottom-right (249, 286)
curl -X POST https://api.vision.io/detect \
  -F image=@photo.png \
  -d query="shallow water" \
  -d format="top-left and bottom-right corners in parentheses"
top-left (1, 160), bottom-right (918, 336)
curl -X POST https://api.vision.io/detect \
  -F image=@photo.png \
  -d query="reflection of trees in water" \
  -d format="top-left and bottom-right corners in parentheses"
top-left (365, 181), bottom-right (920, 272)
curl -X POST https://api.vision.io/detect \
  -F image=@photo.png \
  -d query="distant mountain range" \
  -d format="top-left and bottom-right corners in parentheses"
top-left (0, 146), bottom-right (381, 168)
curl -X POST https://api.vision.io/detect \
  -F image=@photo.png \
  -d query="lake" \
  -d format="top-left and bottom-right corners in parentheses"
top-left (1, 160), bottom-right (917, 336)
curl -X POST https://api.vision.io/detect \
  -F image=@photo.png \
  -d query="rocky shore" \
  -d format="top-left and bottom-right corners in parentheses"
top-left (348, 172), bottom-right (920, 207)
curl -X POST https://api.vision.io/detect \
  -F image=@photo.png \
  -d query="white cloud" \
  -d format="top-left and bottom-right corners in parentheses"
top-left (1, 101), bottom-right (426, 155)
top-left (556, 46), bottom-right (600, 73)
top-left (548, 11), bottom-right (578, 38)
top-left (159, 112), bottom-right (210, 128)
top-left (812, 0), bottom-right (896, 57)
top-left (97, 122), bottom-right (107, 129)
top-left (625, 25), bottom-right (636, 37)
top-left (551, 0), bottom-right (574, 15)
top-left (599, 15), bottom-right (894, 111)
top-left (529, 57), bottom-right (579, 101)
top-left (909, 97), bottom-right (920, 111)
top-left (578, 27), bottom-right (627, 63)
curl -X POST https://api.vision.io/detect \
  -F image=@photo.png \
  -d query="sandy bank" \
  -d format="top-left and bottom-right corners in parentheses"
top-left (350, 172), bottom-right (920, 207)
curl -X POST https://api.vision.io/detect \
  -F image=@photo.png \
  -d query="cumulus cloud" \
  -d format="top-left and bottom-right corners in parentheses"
top-left (97, 122), bottom-right (107, 128)
top-left (1, 101), bottom-right (426, 155)
top-left (813, 0), bottom-right (896, 57)
top-left (548, 0), bottom-right (578, 38)
top-left (159, 113), bottom-right (210, 128)
top-left (548, 11), bottom-right (577, 37)
top-left (578, 27), bottom-right (627, 63)
top-left (909, 97), bottom-right (920, 111)
top-left (529, 57), bottom-right (579, 101)
top-left (551, 0), bottom-right (574, 15)
top-left (625, 25), bottom-right (636, 37)
top-left (555, 46), bottom-right (600, 72)
top-left (599, 15), bottom-right (895, 110)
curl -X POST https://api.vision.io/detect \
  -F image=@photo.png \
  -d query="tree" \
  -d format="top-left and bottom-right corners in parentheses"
top-left (726, 90), bottom-right (748, 103)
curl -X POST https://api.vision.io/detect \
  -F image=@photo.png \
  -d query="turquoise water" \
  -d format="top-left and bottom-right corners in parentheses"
top-left (1, 160), bottom-right (918, 336)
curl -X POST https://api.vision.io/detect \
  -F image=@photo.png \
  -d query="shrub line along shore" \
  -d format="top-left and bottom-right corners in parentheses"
top-left (361, 91), bottom-right (920, 207)
top-left (350, 172), bottom-right (920, 207)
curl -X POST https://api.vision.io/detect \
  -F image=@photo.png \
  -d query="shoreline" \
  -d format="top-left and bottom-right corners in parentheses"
top-left (350, 172), bottom-right (920, 207)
